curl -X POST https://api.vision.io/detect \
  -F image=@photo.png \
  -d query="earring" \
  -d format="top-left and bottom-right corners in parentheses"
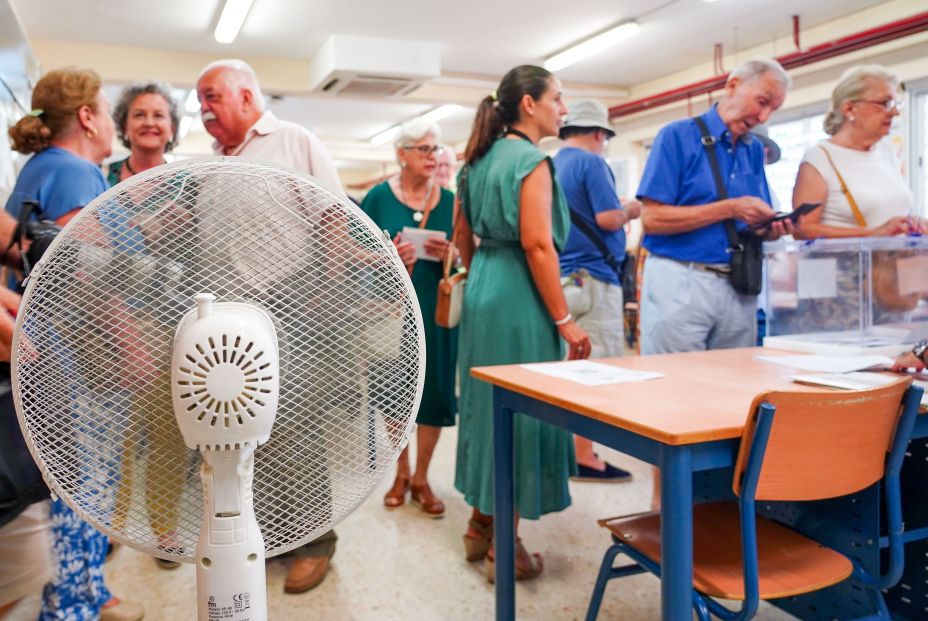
top-left (848, 115), bottom-right (856, 123)
top-left (399, 161), bottom-right (407, 169)
top-left (85, 127), bottom-right (98, 139)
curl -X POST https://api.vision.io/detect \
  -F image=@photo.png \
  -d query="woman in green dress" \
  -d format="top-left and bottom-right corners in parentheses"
top-left (454, 65), bottom-right (591, 581)
top-left (361, 119), bottom-right (458, 518)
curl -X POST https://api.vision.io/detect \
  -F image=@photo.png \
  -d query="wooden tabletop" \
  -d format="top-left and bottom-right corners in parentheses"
top-left (471, 347), bottom-right (840, 446)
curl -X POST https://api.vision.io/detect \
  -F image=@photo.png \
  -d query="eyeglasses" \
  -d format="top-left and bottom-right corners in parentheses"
top-left (402, 145), bottom-right (444, 155)
top-left (854, 98), bottom-right (904, 112)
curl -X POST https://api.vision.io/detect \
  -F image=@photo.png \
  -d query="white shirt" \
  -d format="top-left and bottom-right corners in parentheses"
top-left (801, 139), bottom-right (913, 229)
top-left (204, 111), bottom-right (346, 294)
top-left (212, 110), bottom-right (346, 199)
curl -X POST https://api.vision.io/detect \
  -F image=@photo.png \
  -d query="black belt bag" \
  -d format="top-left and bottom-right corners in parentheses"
top-left (693, 117), bottom-right (763, 296)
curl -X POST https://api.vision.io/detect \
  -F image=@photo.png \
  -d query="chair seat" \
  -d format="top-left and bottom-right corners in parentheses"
top-left (599, 501), bottom-right (853, 600)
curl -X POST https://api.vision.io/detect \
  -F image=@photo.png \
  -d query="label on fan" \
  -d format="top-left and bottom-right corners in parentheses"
top-left (207, 593), bottom-right (252, 619)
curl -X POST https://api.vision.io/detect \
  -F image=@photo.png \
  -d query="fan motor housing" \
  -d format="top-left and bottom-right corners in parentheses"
top-left (172, 295), bottom-right (280, 450)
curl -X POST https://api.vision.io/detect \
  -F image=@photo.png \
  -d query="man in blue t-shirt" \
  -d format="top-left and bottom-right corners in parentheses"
top-left (636, 59), bottom-right (793, 355)
top-left (555, 100), bottom-right (640, 482)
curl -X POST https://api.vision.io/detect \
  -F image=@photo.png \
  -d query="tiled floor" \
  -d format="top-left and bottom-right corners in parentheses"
top-left (7, 428), bottom-right (796, 620)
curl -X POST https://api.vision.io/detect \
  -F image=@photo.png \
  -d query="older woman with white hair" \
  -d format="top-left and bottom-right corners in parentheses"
top-left (793, 64), bottom-right (924, 238)
top-left (360, 119), bottom-right (457, 518)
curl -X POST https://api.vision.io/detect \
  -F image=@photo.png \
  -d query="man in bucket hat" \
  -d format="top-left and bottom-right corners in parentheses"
top-left (555, 99), bottom-right (640, 482)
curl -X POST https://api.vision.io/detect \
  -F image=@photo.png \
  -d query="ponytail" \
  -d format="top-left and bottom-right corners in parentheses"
top-left (463, 65), bottom-right (553, 166)
top-left (464, 95), bottom-right (504, 165)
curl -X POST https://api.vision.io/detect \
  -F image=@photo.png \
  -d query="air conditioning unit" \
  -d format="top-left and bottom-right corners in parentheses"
top-left (309, 35), bottom-right (441, 97)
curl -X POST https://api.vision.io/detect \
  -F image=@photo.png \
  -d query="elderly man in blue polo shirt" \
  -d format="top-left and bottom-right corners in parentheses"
top-left (556, 100), bottom-right (640, 482)
top-left (637, 59), bottom-right (793, 355)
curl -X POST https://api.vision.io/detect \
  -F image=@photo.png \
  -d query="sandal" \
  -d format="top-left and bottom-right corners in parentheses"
top-left (410, 483), bottom-right (445, 518)
top-left (485, 540), bottom-right (543, 584)
top-left (384, 476), bottom-right (410, 508)
top-left (463, 518), bottom-right (493, 561)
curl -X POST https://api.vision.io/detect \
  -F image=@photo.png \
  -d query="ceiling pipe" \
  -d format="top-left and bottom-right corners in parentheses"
top-left (608, 11), bottom-right (928, 120)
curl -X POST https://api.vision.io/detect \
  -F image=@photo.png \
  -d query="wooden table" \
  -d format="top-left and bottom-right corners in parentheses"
top-left (472, 347), bottom-right (927, 621)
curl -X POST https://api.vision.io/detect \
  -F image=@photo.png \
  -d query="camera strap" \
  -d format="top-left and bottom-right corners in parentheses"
top-left (4, 200), bottom-right (45, 275)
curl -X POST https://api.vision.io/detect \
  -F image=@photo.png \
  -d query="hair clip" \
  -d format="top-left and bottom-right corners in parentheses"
top-left (28, 108), bottom-right (44, 118)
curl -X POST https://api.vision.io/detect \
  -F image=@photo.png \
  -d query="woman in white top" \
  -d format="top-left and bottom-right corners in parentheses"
top-left (793, 64), bottom-right (925, 238)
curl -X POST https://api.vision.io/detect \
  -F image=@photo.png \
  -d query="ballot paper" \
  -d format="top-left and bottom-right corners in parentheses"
top-left (520, 360), bottom-right (664, 386)
top-left (790, 373), bottom-right (928, 406)
top-left (755, 354), bottom-right (894, 374)
top-left (401, 226), bottom-right (447, 261)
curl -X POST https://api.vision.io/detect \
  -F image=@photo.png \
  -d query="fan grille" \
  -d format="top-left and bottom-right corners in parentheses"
top-left (13, 158), bottom-right (424, 560)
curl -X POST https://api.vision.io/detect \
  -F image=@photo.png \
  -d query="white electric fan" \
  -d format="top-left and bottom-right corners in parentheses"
top-left (11, 157), bottom-right (425, 620)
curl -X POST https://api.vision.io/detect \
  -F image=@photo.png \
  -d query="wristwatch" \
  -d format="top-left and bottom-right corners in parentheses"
top-left (913, 338), bottom-right (928, 364)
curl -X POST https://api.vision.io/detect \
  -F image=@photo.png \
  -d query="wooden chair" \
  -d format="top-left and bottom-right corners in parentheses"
top-left (585, 379), bottom-right (922, 621)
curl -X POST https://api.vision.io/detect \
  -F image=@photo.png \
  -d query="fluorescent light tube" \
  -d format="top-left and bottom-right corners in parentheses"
top-left (214, 0), bottom-right (254, 44)
top-left (370, 125), bottom-right (400, 146)
top-left (422, 104), bottom-right (462, 123)
top-left (544, 21), bottom-right (641, 72)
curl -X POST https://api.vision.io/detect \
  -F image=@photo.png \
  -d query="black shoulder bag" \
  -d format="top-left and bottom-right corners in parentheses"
top-left (693, 117), bottom-right (763, 296)
top-left (566, 210), bottom-right (624, 279)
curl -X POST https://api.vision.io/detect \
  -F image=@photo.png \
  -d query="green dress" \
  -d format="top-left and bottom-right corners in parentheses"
top-left (360, 182), bottom-right (458, 427)
top-left (454, 138), bottom-right (576, 520)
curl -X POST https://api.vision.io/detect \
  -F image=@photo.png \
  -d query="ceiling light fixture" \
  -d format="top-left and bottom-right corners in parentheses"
top-left (370, 125), bottom-right (401, 146)
top-left (184, 89), bottom-right (200, 113)
top-left (421, 104), bottom-right (462, 123)
top-left (369, 104), bottom-right (464, 146)
top-left (214, 0), bottom-right (254, 44)
top-left (543, 21), bottom-right (641, 72)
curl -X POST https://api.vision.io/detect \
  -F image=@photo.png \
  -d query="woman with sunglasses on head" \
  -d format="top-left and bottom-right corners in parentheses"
top-left (793, 64), bottom-right (925, 239)
top-left (454, 65), bottom-right (591, 583)
top-left (360, 119), bottom-right (457, 518)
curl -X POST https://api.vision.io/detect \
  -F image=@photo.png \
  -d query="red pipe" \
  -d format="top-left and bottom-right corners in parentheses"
top-left (609, 11), bottom-right (928, 119)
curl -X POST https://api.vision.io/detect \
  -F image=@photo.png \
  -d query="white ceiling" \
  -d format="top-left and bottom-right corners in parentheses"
top-left (10, 0), bottom-right (894, 174)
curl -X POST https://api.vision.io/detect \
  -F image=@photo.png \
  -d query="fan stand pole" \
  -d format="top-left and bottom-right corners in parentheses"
top-left (196, 445), bottom-right (268, 621)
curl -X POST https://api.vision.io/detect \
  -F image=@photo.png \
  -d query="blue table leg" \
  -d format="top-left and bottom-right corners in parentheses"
top-left (661, 445), bottom-right (693, 621)
top-left (493, 391), bottom-right (516, 620)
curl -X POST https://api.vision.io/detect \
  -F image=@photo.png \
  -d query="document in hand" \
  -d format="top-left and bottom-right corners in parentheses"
top-left (401, 226), bottom-right (447, 262)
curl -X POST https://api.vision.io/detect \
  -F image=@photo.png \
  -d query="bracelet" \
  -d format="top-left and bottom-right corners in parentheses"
top-left (554, 313), bottom-right (572, 326)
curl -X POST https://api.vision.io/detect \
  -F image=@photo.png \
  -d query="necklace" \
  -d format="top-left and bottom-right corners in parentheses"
top-left (124, 156), bottom-right (166, 177)
top-left (398, 175), bottom-right (433, 223)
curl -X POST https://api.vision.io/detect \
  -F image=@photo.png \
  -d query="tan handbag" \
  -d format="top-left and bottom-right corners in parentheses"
top-left (435, 247), bottom-right (466, 328)
top-left (435, 166), bottom-right (469, 328)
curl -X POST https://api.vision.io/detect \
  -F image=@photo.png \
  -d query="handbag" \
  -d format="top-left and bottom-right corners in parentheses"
top-left (435, 166), bottom-right (469, 329)
top-left (694, 117), bottom-right (764, 296)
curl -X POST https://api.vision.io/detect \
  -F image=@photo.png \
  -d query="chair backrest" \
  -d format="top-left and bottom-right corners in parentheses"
top-left (732, 378), bottom-right (912, 502)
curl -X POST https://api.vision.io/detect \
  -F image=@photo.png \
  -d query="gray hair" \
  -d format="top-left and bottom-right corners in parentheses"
top-left (823, 64), bottom-right (899, 135)
top-left (197, 58), bottom-right (266, 111)
top-left (728, 59), bottom-right (792, 91)
top-left (113, 82), bottom-right (181, 151)
top-left (393, 118), bottom-right (441, 152)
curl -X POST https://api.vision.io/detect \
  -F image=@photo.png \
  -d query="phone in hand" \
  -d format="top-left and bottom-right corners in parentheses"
top-left (750, 202), bottom-right (822, 231)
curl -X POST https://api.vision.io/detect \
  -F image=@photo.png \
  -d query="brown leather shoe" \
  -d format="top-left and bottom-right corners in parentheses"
top-left (410, 483), bottom-right (445, 518)
top-left (284, 556), bottom-right (331, 594)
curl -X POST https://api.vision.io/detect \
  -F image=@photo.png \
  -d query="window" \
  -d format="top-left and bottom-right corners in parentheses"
top-left (765, 114), bottom-right (828, 210)
top-left (911, 84), bottom-right (928, 217)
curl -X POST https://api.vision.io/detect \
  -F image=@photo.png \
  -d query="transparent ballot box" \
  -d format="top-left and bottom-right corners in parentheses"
top-left (763, 236), bottom-right (928, 355)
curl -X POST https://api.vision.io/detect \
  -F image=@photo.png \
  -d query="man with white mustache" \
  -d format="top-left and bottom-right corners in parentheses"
top-left (196, 58), bottom-right (343, 197)
top-left (194, 58), bottom-right (344, 596)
